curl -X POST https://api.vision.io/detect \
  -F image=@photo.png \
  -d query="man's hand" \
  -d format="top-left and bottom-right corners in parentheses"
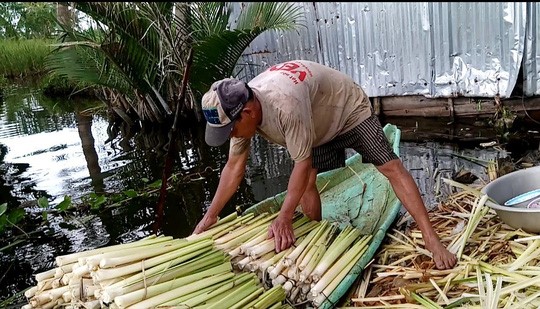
top-left (193, 213), bottom-right (218, 235)
top-left (268, 215), bottom-right (295, 253)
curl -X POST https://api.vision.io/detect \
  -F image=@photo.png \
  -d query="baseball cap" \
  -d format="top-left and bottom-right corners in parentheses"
top-left (201, 78), bottom-right (250, 147)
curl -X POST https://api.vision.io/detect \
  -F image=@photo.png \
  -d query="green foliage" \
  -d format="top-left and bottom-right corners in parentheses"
top-left (84, 193), bottom-right (107, 209)
top-left (0, 2), bottom-right (58, 39)
top-left (0, 203), bottom-right (26, 234)
top-left (56, 195), bottom-right (72, 211)
top-left (37, 196), bottom-right (49, 220)
top-left (0, 38), bottom-right (54, 78)
top-left (39, 72), bottom-right (97, 98)
top-left (47, 2), bottom-right (305, 122)
top-left (0, 74), bottom-right (7, 88)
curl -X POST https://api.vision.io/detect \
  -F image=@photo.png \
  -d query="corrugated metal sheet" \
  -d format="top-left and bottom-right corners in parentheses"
top-left (524, 2), bottom-right (540, 96)
top-left (232, 2), bottom-right (533, 99)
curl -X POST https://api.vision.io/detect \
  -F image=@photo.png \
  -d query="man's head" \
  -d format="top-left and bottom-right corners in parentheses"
top-left (201, 78), bottom-right (256, 146)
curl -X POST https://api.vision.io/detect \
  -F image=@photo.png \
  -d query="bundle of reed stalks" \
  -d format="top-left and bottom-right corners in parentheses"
top-left (22, 230), bottom-right (292, 309)
top-left (193, 211), bottom-right (373, 308)
top-left (349, 179), bottom-right (540, 308)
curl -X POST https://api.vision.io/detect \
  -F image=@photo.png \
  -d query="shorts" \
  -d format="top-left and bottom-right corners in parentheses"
top-left (312, 114), bottom-right (399, 172)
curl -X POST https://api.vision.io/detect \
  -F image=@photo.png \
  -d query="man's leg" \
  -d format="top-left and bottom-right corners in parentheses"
top-left (300, 167), bottom-right (322, 221)
top-left (344, 113), bottom-right (457, 269)
top-left (376, 158), bottom-right (457, 270)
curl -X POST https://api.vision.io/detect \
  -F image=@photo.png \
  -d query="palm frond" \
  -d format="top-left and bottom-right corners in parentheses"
top-left (190, 2), bottom-right (232, 39)
top-left (236, 2), bottom-right (306, 32)
top-left (190, 29), bottom-right (260, 95)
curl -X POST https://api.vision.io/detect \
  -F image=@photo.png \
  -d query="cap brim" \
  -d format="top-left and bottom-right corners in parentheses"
top-left (205, 121), bottom-right (235, 147)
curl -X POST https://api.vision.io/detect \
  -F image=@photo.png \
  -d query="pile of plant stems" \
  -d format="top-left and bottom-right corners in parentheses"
top-left (22, 232), bottom-right (291, 309)
top-left (349, 179), bottom-right (540, 308)
top-left (190, 211), bottom-right (373, 308)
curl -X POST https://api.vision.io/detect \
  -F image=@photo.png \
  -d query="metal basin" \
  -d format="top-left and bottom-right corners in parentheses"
top-left (480, 165), bottom-right (540, 233)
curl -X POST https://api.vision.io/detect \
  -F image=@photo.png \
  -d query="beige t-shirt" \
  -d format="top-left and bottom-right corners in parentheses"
top-left (230, 60), bottom-right (372, 162)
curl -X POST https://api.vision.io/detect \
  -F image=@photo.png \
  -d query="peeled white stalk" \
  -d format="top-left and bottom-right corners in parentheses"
top-left (283, 222), bottom-right (324, 267)
top-left (299, 242), bottom-right (326, 282)
top-left (310, 235), bottom-right (371, 298)
top-left (312, 245), bottom-right (369, 307)
top-left (24, 286), bottom-right (38, 298)
top-left (259, 246), bottom-right (294, 271)
top-left (124, 272), bottom-right (235, 309)
top-left (248, 239), bottom-right (275, 258)
top-left (99, 240), bottom-right (188, 268)
top-left (104, 247), bottom-right (222, 292)
top-left (54, 262), bottom-right (76, 279)
top-left (227, 286), bottom-right (266, 309)
top-left (113, 263), bottom-right (232, 308)
top-left (186, 213), bottom-right (255, 241)
top-left (84, 239), bottom-right (180, 269)
top-left (310, 230), bottom-right (364, 283)
top-left (215, 212), bottom-right (277, 245)
top-left (239, 232), bottom-right (269, 255)
top-left (83, 239), bottom-right (176, 265)
top-left (103, 249), bottom-right (226, 302)
top-left (216, 224), bottom-right (266, 251)
top-left (35, 268), bottom-right (57, 282)
top-left (204, 278), bottom-right (261, 309)
top-left (160, 273), bottom-right (256, 307)
top-left (243, 285), bottom-right (286, 309)
top-left (92, 238), bottom-right (214, 281)
top-left (295, 222), bottom-right (330, 269)
top-left (56, 235), bottom-right (168, 266)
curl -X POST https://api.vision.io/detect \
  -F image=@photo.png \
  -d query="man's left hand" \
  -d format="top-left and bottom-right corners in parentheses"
top-left (268, 215), bottom-right (295, 253)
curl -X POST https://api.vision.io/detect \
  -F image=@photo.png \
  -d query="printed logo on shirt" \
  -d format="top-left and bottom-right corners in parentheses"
top-left (269, 62), bottom-right (313, 85)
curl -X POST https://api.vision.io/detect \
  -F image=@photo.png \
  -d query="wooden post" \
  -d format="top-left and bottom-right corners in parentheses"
top-left (373, 97), bottom-right (381, 116)
top-left (448, 98), bottom-right (455, 122)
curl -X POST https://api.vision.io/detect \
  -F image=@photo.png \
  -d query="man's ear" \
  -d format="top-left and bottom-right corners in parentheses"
top-left (242, 104), bottom-right (256, 118)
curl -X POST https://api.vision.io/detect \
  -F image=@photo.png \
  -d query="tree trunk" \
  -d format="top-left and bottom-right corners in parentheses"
top-left (56, 2), bottom-right (73, 28)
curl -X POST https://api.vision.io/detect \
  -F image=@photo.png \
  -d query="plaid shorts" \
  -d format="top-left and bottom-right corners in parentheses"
top-left (312, 114), bottom-right (399, 172)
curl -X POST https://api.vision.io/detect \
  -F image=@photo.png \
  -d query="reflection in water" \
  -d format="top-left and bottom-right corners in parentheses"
top-left (76, 112), bottom-right (104, 194)
top-left (0, 84), bottom-right (520, 303)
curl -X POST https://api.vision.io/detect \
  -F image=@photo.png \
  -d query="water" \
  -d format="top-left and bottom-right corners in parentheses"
top-left (0, 84), bottom-right (538, 305)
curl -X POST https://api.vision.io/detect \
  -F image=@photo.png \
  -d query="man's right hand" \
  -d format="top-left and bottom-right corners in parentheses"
top-left (192, 214), bottom-right (218, 234)
top-left (268, 214), bottom-right (296, 253)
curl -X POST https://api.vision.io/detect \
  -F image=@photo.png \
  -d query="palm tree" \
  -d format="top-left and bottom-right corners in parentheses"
top-left (46, 2), bottom-right (305, 127)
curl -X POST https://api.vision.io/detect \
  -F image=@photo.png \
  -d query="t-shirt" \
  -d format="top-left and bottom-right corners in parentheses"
top-left (230, 60), bottom-right (372, 162)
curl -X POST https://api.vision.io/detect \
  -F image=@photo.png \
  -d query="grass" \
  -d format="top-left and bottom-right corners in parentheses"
top-left (0, 39), bottom-right (54, 79)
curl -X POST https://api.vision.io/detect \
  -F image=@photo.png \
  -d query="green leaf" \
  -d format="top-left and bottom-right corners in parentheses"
top-left (123, 189), bottom-right (138, 198)
top-left (141, 177), bottom-right (149, 183)
top-left (148, 179), bottom-right (162, 189)
top-left (37, 197), bottom-right (49, 209)
top-left (56, 196), bottom-right (72, 211)
top-left (90, 195), bottom-right (107, 209)
top-left (0, 203), bottom-right (7, 216)
top-left (42, 212), bottom-right (48, 221)
top-left (8, 208), bottom-right (25, 224)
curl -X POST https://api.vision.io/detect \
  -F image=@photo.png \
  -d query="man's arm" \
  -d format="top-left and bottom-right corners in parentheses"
top-left (192, 148), bottom-right (249, 234)
top-left (269, 156), bottom-right (312, 252)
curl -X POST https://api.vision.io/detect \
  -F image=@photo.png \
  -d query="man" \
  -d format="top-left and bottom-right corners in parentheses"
top-left (192, 60), bottom-right (457, 270)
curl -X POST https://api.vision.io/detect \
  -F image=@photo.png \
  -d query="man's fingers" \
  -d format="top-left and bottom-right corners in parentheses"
top-left (274, 235), bottom-right (281, 253)
top-left (268, 226), bottom-right (274, 239)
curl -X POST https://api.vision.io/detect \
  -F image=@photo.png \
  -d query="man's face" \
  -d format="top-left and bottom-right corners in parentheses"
top-left (231, 110), bottom-right (257, 139)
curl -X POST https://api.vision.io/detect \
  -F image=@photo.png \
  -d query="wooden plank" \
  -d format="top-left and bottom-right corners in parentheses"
top-left (378, 95), bottom-right (540, 118)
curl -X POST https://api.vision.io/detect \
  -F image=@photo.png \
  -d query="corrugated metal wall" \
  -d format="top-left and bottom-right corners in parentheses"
top-left (524, 2), bottom-right (540, 96)
top-left (231, 2), bottom-right (540, 98)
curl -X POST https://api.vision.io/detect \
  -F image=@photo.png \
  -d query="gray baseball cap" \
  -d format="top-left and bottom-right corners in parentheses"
top-left (201, 78), bottom-right (250, 147)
